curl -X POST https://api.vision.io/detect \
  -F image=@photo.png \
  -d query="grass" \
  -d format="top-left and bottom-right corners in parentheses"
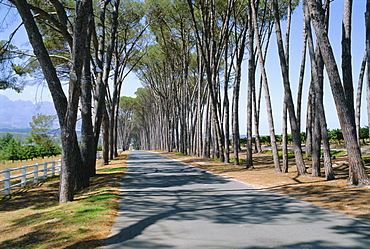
top-left (1, 147), bottom-right (368, 248)
top-left (263, 149), bottom-right (347, 158)
top-left (0, 151), bottom-right (128, 249)
top-left (0, 156), bottom-right (62, 172)
top-left (233, 158), bottom-right (247, 163)
top-left (173, 152), bottom-right (188, 156)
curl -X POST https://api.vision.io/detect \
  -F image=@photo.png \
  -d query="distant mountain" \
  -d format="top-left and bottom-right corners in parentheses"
top-left (0, 95), bottom-right (57, 129)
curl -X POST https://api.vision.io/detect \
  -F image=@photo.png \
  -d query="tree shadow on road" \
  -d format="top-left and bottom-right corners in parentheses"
top-left (75, 151), bottom-right (370, 248)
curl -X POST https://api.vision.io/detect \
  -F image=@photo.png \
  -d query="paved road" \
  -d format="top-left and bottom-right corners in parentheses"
top-left (105, 151), bottom-right (370, 248)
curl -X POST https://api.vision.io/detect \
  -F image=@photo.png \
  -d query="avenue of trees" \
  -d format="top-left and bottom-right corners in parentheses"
top-left (118, 0), bottom-right (370, 186)
top-left (1, 0), bottom-right (370, 203)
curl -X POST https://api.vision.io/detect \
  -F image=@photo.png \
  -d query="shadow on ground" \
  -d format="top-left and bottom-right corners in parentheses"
top-left (73, 151), bottom-right (370, 249)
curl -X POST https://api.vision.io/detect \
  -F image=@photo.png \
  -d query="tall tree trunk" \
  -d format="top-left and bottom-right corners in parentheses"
top-left (305, 0), bottom-right (334, 180)
top-left (297, 1), bottom-right (308, 137)
top-left (101, 106), bottom-right (109, 165)
top-left (231, 14), bottom-right (248, 165)
top-left (311, 92), bottom-right (321, 177)
top-left (342, 0), bottom-right (355, 118)
top-left (246, 9), bottom-right (254, 169)
top-left (272, 0), bottom-right (306, 175)
top-left (305, 88), bottom-right (313, 155)
top-left (366, 0), bottom-right (370, 140)
top-left (11, 0), bottom-right (92, 203)
top-left (80, 28), bottom-right (95, 180)
top-left (355, 53), bottom-right (367, 145)
top-left (203, 99), bottom-right (211, 158)
top-left (232, 63), bottom-right (241, 165)
top-left (307, 0), bottom-right (370, 185)
top-left (282, 100), bottom-right (289, 173)
top-left (223, 48), bottom-right (230, 163)
top-left (281, 0), bottom-right (292, 173)
top-left (93, 0), bottom-right (118, 162)
top-left (251, 0), bottom-right (280, 172)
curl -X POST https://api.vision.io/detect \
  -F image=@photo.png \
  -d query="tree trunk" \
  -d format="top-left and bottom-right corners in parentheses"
top-left (366, 0), bottom-right (370, 140)
top-left (80, 30), bottom-right (95, 180)
top-left (311, 94), bottom-right (321, 177)
top-left (305, 0), bottom-right (334, 180)
top-left (251, 0), bottom-right (280, 172)
top-left (232, 64), bottom-right (241, 165)
top-left (355, 53), bottom-right (367, 145)
top-left (101, 106), bottom-right (109, 165)
top-left (342, 0), bottom-right (355, 117)
top-left (296, 2), bottom-right (308, 134)
top-left (307, 0), bottom-right (370, 185)
top-left (246, 11), bottom-right (254, 169)
top-left (11, 0), bottom-right (92, 202)
top-left (282, 100), bottom-right (288, 173)
top-left (305, 89), bottom-right (313, 155)
top-left (272, 0), bottom-right (306, 175)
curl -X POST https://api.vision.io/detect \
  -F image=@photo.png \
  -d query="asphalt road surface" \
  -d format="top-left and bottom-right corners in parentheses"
top-left (104, 150), bottom-right (370, 248)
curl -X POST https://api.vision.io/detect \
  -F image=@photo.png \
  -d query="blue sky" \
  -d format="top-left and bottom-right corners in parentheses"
top-left (0, 1), bottom-right (368, 135)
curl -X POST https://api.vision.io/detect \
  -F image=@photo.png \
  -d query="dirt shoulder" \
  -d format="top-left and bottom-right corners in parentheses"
top-left (158, 151), bottom-right (370, 222)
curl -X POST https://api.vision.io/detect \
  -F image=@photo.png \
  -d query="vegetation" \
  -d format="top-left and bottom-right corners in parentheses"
top-left (0, 133), bottom-right (61, 163)
top-left (0, 151), bottom-right (128, 249)
top-left (1, 0), bottom-right (369, 202)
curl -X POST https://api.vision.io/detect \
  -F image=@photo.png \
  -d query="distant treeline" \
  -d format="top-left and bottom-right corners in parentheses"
top-left (0, 127), bottom-right (32, 134)
top-left (0, 133), bottom-right (61, 163)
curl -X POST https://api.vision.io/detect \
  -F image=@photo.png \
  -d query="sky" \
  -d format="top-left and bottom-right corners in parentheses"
top-left (0, 0), bottom-right (368, 135)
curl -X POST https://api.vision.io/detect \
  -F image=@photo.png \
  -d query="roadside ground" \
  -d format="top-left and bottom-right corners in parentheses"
top-left (0, 152), bottom-right (128, 249)
top-left (0, 148), bottom-right (369, 248)
top-left (159, 149), bottom-right (370, 222)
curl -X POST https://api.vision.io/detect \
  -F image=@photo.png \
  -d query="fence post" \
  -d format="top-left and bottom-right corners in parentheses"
top-left (21, 166), bottom-right (27, 187)
top-left (34, 164), bottom-right (39, 184)
top-left (51, 161), bottom-right (55, 176)
top-left (4, 169), bottom-right (10, 195)
top-left (43, 162), bottom-right (48, 179)
top-left (57, 159), bottom-right (61, 173)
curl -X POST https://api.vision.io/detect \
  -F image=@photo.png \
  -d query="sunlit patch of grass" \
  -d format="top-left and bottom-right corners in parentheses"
top-left (330, 150), bottom-right (346, 157)
top-left (229, 158), bottom-right (247, 163)
top-left (0, 151), bottom-right (129, 249)
top-left (100, 167), bottom-right (126, 172)
top-left (278, 153), bottom-right (295, 159)
top-left (0, 156), bottom-right (61, 171)
top-left (173, 152), bottom-right (188, 156)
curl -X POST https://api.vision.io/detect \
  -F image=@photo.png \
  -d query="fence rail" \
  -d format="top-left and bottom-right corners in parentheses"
top-left (0, 160), bottom-right (61, 195)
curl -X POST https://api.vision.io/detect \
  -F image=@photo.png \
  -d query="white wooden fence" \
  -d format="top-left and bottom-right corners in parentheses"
top-left (0, 160), bottom-right (61, 195)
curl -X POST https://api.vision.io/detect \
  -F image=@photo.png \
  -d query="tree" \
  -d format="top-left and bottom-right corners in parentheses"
top-left (0, 133), bottom-right (15, 150)
top-left (9, 0), bottom-right (93, 202)
top-left (307, 0), bottom-right (370, 185)
top-left (0, 40), bottom-right (29, 92)
top-left (29, 113), bottom-right (57, 151)
top-left (272, 0), bottom-right (306, 175)
top-left (251, 0), bottom-right (280, 172)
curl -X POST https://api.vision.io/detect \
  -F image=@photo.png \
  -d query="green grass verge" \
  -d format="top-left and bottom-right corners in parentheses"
top-left (173, 152), bottom-right (188, 156)
top-left (0, 152), bottom-right (128, 249)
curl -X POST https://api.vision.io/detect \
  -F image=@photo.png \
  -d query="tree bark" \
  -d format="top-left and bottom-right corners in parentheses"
top-left (272, 0), bottom-right (306, 175)
top-left (307, 0), bottom-right (370, 185)
top-left (246, 8), bottom-right (254, 169)
top-left (80, 29), bottom-right (95, 181)
top-left (250, 0), bottom-right (280, 172)
top-left (11, 0), bottom-right (92, 202)
top-left (355, 53), bottom-right (367, 145)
